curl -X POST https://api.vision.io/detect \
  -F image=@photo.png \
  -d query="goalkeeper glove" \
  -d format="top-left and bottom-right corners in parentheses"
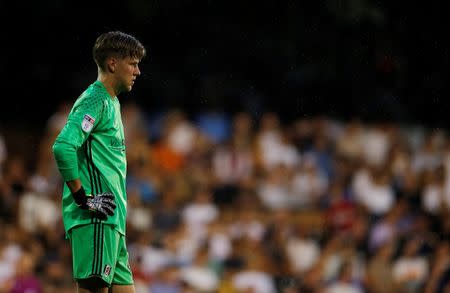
top-left (72, 186), bottom-right (116, 220)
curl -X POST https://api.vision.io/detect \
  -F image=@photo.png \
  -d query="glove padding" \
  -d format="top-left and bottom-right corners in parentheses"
top-left (72, 187), bottom-right (116, 220)
top-left (84, 193), bottom-right (116, 220)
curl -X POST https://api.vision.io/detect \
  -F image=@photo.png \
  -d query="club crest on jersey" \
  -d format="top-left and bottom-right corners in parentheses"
top-left (104, 264), bottom-right (111, 276)
top-left (81, 114), bottom-right (95, 132)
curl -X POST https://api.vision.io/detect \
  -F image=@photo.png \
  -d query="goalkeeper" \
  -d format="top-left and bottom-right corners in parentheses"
top-left (52, 31), bottom-right (145, 293)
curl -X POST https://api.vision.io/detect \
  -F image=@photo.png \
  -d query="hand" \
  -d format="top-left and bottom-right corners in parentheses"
top-left (84, 193), bottom-right (116, 220)
top-left (72, 186), bottom-right (116, 220)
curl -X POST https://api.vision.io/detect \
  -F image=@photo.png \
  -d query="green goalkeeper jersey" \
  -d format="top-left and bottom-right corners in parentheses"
top-left (52, 81), bottom-right (127, 236)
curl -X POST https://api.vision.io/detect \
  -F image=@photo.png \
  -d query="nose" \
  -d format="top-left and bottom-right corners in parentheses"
top-left (135, 66), bottom-right (141, 76)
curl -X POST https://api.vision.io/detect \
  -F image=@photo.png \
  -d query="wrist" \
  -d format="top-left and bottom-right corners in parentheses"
top-left (72, 186), bottom-right (88, 208)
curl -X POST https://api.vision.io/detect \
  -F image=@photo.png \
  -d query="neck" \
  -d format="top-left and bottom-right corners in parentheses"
top-left (97, 73), bottom-right (119, 98)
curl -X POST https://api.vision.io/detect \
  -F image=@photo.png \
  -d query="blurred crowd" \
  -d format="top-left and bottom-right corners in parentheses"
top-left (1, 101), bottom-right (450, 293)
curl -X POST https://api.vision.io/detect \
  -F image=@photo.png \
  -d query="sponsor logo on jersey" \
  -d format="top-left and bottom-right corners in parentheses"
top-left (81, 114), bottom-right (95, 132)
top-left (110, 138), bottom-right (126, 151)
top-left (104, 264), bottom-right (111, 276)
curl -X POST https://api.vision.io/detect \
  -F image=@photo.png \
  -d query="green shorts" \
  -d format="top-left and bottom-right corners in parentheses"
top-left (68, 223), bottom-right (133, 286)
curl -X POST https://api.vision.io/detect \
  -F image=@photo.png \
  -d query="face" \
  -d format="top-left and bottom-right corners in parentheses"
top-left (113, 56), bottom-right (141, 94)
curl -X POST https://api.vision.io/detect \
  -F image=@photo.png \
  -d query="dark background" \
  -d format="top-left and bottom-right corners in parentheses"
top-left (0, 0), bottom-right (448, 131)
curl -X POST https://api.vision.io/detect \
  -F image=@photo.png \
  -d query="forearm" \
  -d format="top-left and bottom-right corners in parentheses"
top-left (53, 139), bottom-right (84, 194)
top-left (66, 179), bottom-right (82, 193)
top-left (52, 139), bottom-right (80, 181)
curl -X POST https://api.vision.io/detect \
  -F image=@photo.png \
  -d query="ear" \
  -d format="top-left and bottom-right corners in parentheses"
top-left (106, 57), bottom-right (117, 73)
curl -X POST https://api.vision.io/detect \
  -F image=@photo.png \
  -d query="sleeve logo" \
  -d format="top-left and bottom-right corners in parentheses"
top-left (81, 114), bottom-right (95, 132)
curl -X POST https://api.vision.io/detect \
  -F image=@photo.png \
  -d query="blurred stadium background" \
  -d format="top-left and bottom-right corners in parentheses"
top-left (0, 1), bottom-right (449, 292)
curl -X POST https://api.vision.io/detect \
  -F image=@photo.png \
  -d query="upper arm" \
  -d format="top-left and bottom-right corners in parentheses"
top-left (55, 94), bottom-right (105, 149)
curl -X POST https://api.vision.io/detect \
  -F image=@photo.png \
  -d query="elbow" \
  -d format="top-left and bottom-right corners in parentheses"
top-left (52, 141), bottom-right (60, 156)
top-left (52, 139), bottom-right (78, 160)
top-left (52, 141), bottom-right (61, 161)
top-left (52, 140), bottom-right (68, 160)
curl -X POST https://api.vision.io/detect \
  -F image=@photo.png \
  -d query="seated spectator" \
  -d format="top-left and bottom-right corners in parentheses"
top-left (392, 237), bottom-right (429, 292)
top-left (9, 252), bottom-right (42, 293)
top-left (366, 241), bottom-right (396, 293)
top-left (182, 186), bottom-right (219, 240)
top-left (324, 261), bottom-right (363, 293)
top-left (194, 109), bottom-right (231, 145)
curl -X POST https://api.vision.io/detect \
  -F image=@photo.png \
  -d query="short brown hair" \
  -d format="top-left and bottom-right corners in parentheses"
top-left (93, 31), bottom-right (146, 70)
